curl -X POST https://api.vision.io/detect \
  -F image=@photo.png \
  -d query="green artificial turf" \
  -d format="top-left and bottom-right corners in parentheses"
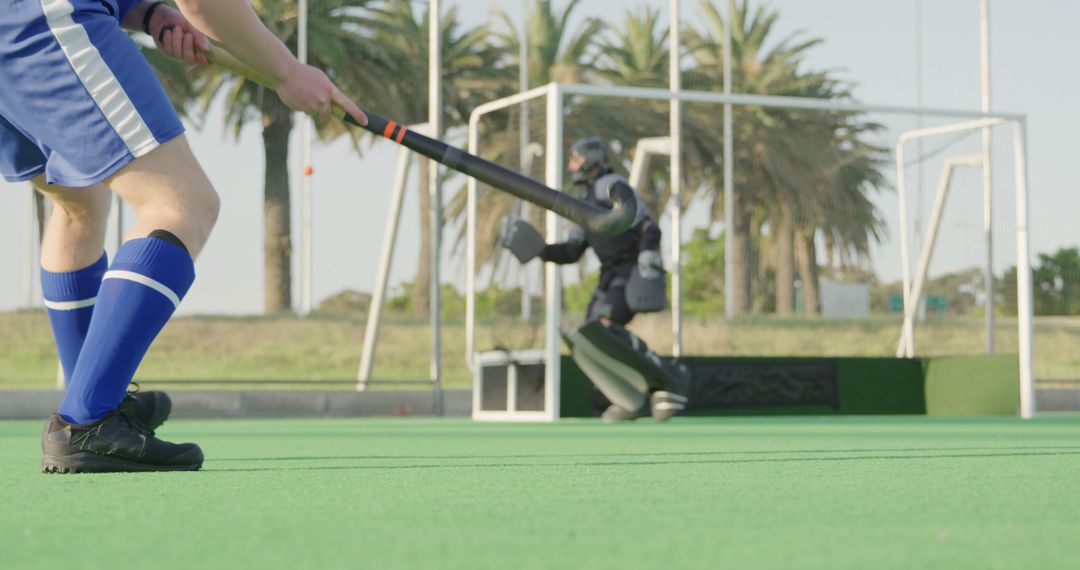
top-left (2, 416), bottom-right (1080, 569)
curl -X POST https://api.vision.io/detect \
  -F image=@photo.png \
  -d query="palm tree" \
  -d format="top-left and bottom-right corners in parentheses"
top-left (686, 0), bottom-right (820, 315)
top-left (595, 6), bottom-right (668, 88)
top-left (685, 0), bottom-right (887, 316)
top-left (592, 6), bottom-right (718, 225)
top-left (797, 109), bottom-right (889, 314)
top-left (593, 6), bottom-right (671, 220)
top-left (494, 0), bottom-right (604, 87)
top-left (369, 0), bottom-right (508, 317)
top-left (172, 0), bottom-right (387, 313)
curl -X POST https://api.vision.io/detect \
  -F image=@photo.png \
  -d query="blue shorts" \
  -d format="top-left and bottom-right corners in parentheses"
top-left (0, 0), bottom-right (184, 187)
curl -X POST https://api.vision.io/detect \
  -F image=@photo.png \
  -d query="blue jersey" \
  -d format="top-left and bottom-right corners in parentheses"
top-left (0, 0), bottom-right (183, 187)
top-left (117, 0), bottom-right (140, 19)
top-left (97, 0), bottom-right (141, 20)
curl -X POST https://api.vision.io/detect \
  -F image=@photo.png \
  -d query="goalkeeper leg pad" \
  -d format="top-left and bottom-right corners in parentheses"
top-left (568, 326), bottom-right (649, 413)
top-left (573, 321), bottom-right (684, 393)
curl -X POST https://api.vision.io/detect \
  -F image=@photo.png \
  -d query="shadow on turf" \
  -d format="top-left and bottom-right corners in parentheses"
top-left (204, 447), bottom-right (1080, 473)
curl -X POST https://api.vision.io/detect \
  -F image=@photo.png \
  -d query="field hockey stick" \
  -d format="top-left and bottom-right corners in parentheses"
top-left (205, 45), bottom-right (638, 235)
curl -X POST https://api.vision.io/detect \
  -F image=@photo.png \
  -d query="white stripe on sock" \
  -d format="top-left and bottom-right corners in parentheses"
top-left (40, 0), bottom-right (158, 157)
top-left (43, 297), bottom-right (97, 311)
top-left (103, 270), bottom-right (181, 308)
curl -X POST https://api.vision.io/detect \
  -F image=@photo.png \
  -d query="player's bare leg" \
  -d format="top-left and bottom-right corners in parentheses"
top-left (32, 177), bottom-right (169, 434)
top-left (42, 137), bottom-right (218, 473)
top-left (32, 177), bottom-right (111, 272)
top-left (105, 136), bottom-right (220, 258)
top-left (11, 0), bottom-right (362, 474)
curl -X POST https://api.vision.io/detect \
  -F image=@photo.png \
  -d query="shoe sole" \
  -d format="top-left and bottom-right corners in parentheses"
top-left (42, 452), bottom-right (202, 474)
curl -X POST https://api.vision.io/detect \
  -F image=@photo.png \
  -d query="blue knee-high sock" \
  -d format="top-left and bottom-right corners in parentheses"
top-left (41, 253), bottom-right (108, 383)
top-left (58, 237), bottom-right (195, 424)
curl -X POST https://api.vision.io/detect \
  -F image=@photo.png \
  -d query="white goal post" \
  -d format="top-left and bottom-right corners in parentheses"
top-left (894, 117), bottom-right (1035, 418)
top-left (463, 82), bottom-right (1035, 420)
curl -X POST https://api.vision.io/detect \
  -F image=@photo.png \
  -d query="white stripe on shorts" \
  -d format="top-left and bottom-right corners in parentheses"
top-left (40, 0), bottom-right (159, 157)
top-left (43, 297), bottom-right (97, 311)
top-left (103, 270), bottom-right (181, 308)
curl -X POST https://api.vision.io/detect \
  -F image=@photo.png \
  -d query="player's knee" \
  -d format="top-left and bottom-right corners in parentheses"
top-left (111, 136), bottom-right (218, 227)
top-left (180, 182), bottom-right (220, 249)
top-left (170, 174), bottom-right (219, 226)
top-left (195, 184), bottom-right (221, 234)
top-left (132, 182), bottom-right (218, 255)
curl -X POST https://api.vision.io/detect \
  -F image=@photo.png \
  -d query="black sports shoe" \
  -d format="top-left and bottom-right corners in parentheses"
top-left (117, 388), bottom-right (172, 433)
top-left (41, 412), bottom-right (203, 474)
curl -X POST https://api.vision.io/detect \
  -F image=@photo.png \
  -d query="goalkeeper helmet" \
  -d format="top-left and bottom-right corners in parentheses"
top-left (569, 137), bottom-right (609, 185)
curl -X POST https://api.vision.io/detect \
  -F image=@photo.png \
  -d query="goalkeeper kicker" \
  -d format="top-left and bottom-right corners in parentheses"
top-left (500, 137), bottom-right (690, 422)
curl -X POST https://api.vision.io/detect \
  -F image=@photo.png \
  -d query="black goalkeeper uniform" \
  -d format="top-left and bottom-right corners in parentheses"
top-left (540, 172), bottom-right (661, 325)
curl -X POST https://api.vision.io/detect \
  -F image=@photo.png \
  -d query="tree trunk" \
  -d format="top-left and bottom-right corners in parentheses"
top-left (796, 227), bottom-right (821, 316)
top-left (823, 232), bottom-right (836, 269)
top-left (730, 190), bottom-right (752, 315)
top-left (261, 90), bottom-right (294, 314)
top-left (411, 158), bottom-right (431, 318)
top-left (774, 205), bottom-right (796, 315)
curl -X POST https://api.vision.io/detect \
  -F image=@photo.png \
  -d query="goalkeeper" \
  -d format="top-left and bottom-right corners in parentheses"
top-left (500, 137), bottom-right (688, 422)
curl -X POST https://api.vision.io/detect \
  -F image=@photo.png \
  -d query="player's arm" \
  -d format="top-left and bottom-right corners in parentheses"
top-left (634, 219), bottom-right (663, 278)
top-left (174, 0), bottom-right (366, 125)
top-left (636, 218), bottom-right (661, 252)
top-left (540, 226), bottom-right (589, 265)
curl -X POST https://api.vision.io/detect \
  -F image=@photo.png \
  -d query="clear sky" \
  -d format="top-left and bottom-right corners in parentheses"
top-left (1, 0), bottom-right (1076, 315)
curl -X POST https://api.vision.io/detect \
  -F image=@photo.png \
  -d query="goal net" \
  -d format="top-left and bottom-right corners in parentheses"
top-left (465, 83), bottom-right (1034, 417)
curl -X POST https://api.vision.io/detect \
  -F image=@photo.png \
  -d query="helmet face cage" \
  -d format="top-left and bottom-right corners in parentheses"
top-left (569, 137), bottom-right (609, 185)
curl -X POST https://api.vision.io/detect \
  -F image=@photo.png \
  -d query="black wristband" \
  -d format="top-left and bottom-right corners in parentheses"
top-left (158, 25), bottom-right (174, 45)
top-left (142, 1), bottom-right (167, 35)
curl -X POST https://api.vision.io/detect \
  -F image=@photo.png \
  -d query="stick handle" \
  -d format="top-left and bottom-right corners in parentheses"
top-left (205, 43), bottom-right (272, 86)
top-left (205, 45), bottom-right (637, 235)
top-left (344, 113), bottom-right (637, 235)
